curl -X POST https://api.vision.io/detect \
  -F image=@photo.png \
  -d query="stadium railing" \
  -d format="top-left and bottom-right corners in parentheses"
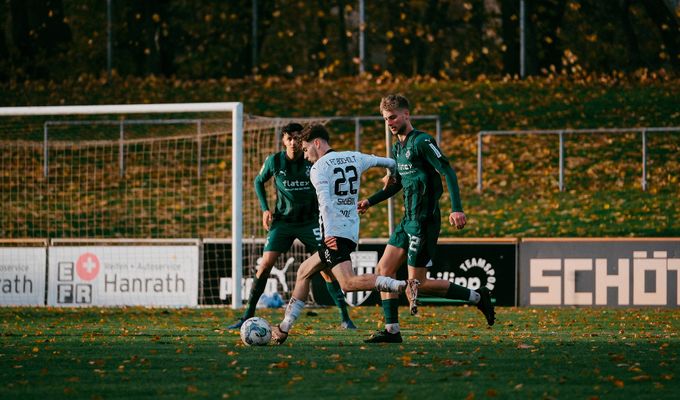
top-left (476, 126), bottom-right (680, 192)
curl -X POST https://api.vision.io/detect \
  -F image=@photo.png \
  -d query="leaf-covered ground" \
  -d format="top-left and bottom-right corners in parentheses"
top-left (1, 306), bottom-right (678, 399)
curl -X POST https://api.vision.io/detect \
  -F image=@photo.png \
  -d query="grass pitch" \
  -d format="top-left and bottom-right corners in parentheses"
top-left (1, 306), bottom-right (678, 399)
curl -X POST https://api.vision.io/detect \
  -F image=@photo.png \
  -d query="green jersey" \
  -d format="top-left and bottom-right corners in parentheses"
top-left (255, 151), bottom-right (318, 223)
top-left (369, 129), bottom-right (463, 220)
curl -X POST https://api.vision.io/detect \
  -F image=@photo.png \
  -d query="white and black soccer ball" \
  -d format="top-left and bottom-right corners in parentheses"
top-left (239, 317), bottom-right (272, 346)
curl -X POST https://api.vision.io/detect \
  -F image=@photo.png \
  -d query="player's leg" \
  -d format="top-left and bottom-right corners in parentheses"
top-left (332, 260), bottom-right (379, 291)
top-left (227, 250), bottom-right (281, 329)
top-left (290, 252), bottom-right (324, 302)
top-left (411, 214), bottom-right (495, 326)
top-left (272, 252), bottom-right (325, 344)
top-left (331, 261), bottom-right (408, 293)
top-left (319, 269), bottom-right (356, 329)
top-left (365, 226), bottom-right (409, 343)
top-left (410, 267), bottom-right (495, 326)
top-left (322, 236), bottom-right (408, 294)
top-left (368, 219), bottom-right (453, 343)
top-left (228, 221), bottom-right (293, 329)
top-left (299, 221), bottom-right (356, 329)
top-left (401, 219), bottom-right (431, 316)
top-left (274, 238), bottom-right (412, 344)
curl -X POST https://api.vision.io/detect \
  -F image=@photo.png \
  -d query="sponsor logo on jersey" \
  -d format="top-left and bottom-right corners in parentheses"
top-left (336, 197), bottom-right (355, 205)
top-left (325, 155), bottom-right (358, 166)
top-left (426, 140), bottom-right (442, 158)
top-left (283, 180), bottom-right (310, 188)
top-left (398, 162), bottom-right (414, 173)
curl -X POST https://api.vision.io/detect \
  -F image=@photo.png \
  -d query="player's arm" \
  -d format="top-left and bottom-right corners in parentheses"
top-left (357, 152), bottom-right (402, 214)
top-left (357, 172), bottom-right (402, 215)
top-left (359, 153), bottom-right (399, 193)
top-left (357, 153), bottom-right (397, 176)
top-left (418, 138), bottom-right (466, 229)
top-left (254, 155), bottom-right (275, 229)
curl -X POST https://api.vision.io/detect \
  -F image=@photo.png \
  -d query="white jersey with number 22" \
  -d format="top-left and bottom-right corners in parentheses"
top-left (310, 150), bottom-right (396, 243)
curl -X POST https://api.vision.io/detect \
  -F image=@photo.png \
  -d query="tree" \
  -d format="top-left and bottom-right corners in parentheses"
top-left (123, 0), bottom-right (174, 76)
top-left (0, 3), bottom-right (8, 81)
top-left (619, 0), bottom-right (643, 69)
top-left (417, 0), bottom-right (452, 76)
top-left (522, 0), bottom-right (568, 75)
top-left (501, 0), bottom-right (520, 75)
top-left (7, 0), bottom-right (71, 79)
top-left (641, 0), bottom-right (679, 68)
top-left (335, 0), bottom-right (352, 75)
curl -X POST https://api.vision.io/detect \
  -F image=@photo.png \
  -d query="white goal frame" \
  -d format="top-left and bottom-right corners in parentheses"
top-left (0, 102), bottom-right (244, 308)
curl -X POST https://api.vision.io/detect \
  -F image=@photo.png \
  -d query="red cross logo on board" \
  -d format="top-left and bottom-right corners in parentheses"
top-left (76, 252), bottom-right (100, 281)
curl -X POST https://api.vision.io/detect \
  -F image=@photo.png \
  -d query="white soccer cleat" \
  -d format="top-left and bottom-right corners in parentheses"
top-left (271, 324), bottom-right (289, 345)
top-left (405, 279), bottom-right (420, 316)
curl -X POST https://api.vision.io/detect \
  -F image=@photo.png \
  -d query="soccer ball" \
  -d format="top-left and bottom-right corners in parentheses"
top-left (239, 317), bottom-right (272, 346)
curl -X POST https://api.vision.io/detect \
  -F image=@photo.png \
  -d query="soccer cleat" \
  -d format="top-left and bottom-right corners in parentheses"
top-left (271, 324), bottom-right (289, 345)
top-left (340, 319), bottom-right (357, 329)
top-left (363, 329), bottom-right (403, 343)
top-left (405, 279), bottom-right (420, 315)
top-left (227, 318), bottom-right (245, 330)
top-left (476, 287), bottom-right (496, 326)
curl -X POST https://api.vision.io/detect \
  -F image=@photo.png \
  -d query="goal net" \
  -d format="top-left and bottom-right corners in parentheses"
top-left (0, 103), bottom-right (325, 307)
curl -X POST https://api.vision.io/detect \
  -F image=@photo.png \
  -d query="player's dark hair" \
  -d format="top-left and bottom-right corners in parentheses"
top-left (380, 94), bottom-right (410, 112)
top-left (281, 122), bottom-right (304, 138)
top-left (301, 124), bottom-right (330, 144)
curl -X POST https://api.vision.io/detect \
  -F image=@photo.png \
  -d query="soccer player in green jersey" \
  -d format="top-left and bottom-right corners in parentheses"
top-left (228, 123), bottom-right (356, 330)
top-left (358, 95), bottom-right (495, 343)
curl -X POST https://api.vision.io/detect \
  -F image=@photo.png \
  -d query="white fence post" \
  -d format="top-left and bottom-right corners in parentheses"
top-left (476, 127), bottom-right (679, 192)
top-left (642, 129), bottom-right (647, 191)
top-left (477, 132), bottom-right (483, 192)
top-left (559, 130), bottom-right (564, 192)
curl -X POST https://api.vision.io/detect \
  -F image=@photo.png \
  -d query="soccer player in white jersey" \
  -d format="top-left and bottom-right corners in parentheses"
top-left (271, 124), bottom-right (419, 344)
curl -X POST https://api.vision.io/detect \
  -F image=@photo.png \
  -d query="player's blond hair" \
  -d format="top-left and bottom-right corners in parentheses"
top-left (380, 94), bottom-right (410, 112)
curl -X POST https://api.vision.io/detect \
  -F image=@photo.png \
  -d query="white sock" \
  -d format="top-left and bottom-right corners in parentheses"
top-left (375, 276), bottom-right (406, 293)
top-left (279, 298), bottom-right (305, 332)
top-left (385, 323), bottom-right (400, 334)
top-left (469, 290), bottom-right (481, 304)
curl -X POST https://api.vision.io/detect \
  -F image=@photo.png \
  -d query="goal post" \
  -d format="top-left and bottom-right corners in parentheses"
top-left (230, 105), bottom-right (243, 309)
top-left (1, 104), bottom-right (335, 309)
top-left (0, 102), bottom-right (244, 308)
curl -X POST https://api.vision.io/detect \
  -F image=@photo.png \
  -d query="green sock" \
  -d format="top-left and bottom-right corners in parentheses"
top-left (326, 281), bottom-right (351, 321)
top-left (382, 298), bottom-right (400, 324)
top-left (242, 274), bottom-right (269, 320)
top-left (445, 282), bottom-right (471, 301)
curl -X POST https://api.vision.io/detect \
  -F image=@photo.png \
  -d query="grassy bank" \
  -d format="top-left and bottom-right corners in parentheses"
top-left (1, 75), bottom-right (678, 237)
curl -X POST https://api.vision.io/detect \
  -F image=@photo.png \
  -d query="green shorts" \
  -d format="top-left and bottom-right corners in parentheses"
top-left (264, 219), bottom-right (321, 254)
top-left (387, 210), bottom-right (441, 267)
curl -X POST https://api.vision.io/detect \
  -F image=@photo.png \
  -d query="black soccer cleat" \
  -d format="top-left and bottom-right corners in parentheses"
top-left (341, 319), bottom-right (357, 329)
top-left (363, 329), bottom-right (403, 344)
top-left (476, 287), bottom-right (496, 326)
top-left (227, 318), bottom-right (245, 330)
